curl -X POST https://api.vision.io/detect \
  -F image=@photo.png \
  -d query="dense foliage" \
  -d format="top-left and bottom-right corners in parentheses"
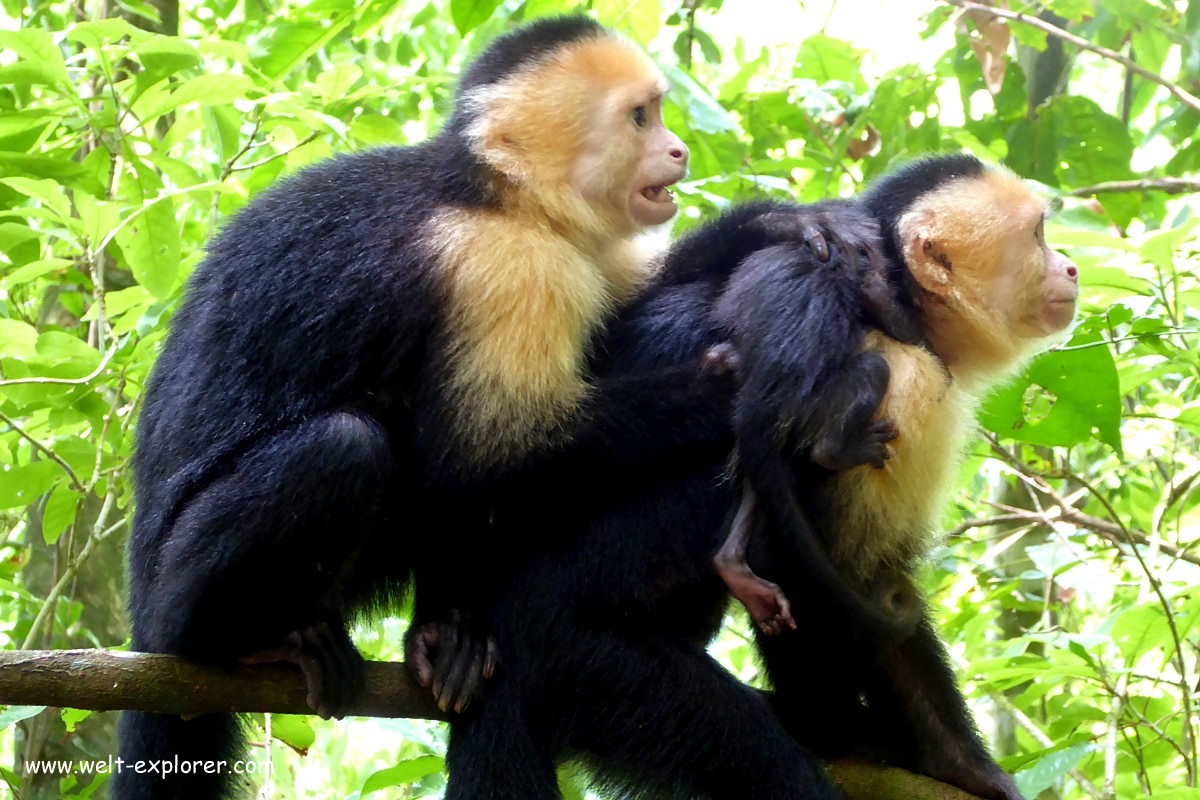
top-left (0, 0), bottom-right (1198, 797)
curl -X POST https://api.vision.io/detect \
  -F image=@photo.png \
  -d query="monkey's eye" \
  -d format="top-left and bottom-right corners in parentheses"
top-left (631, 105), bottom-right (647, 128)
top-left (1034, 220), bottom-right (1045, 243)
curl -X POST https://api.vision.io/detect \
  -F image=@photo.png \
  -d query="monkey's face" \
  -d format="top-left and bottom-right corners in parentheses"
top-left (574, 90), bottom-right (689, 228)
top-left (900, 167), bottom-right (1079, 365)
top-left (464, 35), bottom-right (687, 236)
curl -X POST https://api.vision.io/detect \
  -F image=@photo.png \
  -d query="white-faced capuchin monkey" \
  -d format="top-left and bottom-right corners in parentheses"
top-left (119, 16), bottom-right (847, 800)
top-left (436, 154), bottom-right (1077, 800)
top-left (710, 156), bottom-right (1079, 649)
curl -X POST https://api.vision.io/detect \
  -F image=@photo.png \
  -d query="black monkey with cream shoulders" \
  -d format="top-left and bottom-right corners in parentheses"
top-left (116, 17), bottom-right (866, 800)
top-left (441, 154), bottom-right (1077, 800)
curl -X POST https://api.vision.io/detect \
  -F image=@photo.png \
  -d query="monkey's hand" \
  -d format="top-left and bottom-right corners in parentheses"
top-left (752, 204), bottom-right (884, 270)
top-left (240, 621), bottom-right (366, 720)
top-left (405, 609), bottom-right (500, 714)
top-left (812, 418), bottom-right (898, 472)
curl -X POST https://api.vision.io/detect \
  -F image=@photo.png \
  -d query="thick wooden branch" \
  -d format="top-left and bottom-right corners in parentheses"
top-left (0, 649), bottom-right (446, 720)
top-left (0, 649), bottom-right (984, 800)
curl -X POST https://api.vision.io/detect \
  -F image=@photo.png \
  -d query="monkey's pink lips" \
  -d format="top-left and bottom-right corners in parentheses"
top-left (640, 185), bottom-right (675, 204)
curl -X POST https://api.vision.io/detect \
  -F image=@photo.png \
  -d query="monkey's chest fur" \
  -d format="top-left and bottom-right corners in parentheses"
top-left (819, 331), bottom-right (976, 582)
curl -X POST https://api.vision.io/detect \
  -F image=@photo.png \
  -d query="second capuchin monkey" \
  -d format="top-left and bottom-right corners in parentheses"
top-left (713, 154), bottom-right (1079, 657)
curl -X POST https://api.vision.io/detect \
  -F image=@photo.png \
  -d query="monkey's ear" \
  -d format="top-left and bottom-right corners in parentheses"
top-left (902, 220), bottom-right (953, 295)
top-left (468, 104), bottom-right (532, 183)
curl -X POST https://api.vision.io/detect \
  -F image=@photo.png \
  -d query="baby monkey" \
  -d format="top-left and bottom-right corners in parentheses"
top-left (712, 204), bottom-right (924, 638)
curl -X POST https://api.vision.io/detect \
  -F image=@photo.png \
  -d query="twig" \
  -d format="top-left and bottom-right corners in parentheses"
top-left (985, 441), bottom-right (1200, 567)
top-left (0, 345), bottom-right (116, 389)
top-left (1068, 178), bottom-right (1200, 197)
top-left (220, 117), bottom-right (264, 180)
top-left (1073, 473), bottom-right (1198, 781)
top-left (20, 489), bottom-right (120, 650)
top-left (0, 410), bottom-right (85, 494)
top-left (228, 132), bottom-right (320, 174)
top-left (943, 0), bottom-right (1200, 114)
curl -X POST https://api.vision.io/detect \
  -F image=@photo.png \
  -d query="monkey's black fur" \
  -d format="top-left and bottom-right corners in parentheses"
top-left (443, 155), bottom-right (1018, 800)
top-left (116, 17), bottom-right (891, 798)
top-left (116, 17), bottom-right (759, 800)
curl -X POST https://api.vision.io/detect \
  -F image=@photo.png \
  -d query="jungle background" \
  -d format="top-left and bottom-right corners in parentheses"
top-left (0, 0), bottom-right (1198, 797)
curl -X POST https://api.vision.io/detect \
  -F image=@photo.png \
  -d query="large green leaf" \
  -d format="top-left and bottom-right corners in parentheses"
top-left (361, 755), bottom-right (444, 796)
top-left (979, 329), bottom-right (1123, 455)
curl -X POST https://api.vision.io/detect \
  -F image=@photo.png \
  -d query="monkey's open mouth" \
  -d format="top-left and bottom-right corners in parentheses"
top-left (640, 185), bottom-right (675, 204)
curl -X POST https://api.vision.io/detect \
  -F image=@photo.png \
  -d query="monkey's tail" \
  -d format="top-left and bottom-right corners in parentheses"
top-left (113, 711), bottom-right (245, 799)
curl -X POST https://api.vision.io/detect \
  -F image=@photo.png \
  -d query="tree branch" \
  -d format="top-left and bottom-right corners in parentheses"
top-left (1068, 178), bottom-right (1200, 197)
top-left (0, 649), bottom-right (986, 800)
top-left (943, 0), bottom-right (1200, 114)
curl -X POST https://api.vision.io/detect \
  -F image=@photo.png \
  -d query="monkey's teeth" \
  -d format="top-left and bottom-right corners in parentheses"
top-left (642, 186), bottom-right (673, 203)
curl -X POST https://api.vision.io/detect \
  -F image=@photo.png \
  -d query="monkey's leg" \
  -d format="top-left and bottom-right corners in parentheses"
top-left (810, 349), bottom-right (898, 472)
top-left (445, 627), bottom-right (840, 800)
top-left (735, 393), bottom-right (910, 640)
top-left (135, 410), bottom-right (391, 710)
top-left (864, 613), bottom-right (1025, 800)
top-left (714, 485), bottom-right (795, 634)
top-left (118, 411), bottom-right (392, 799)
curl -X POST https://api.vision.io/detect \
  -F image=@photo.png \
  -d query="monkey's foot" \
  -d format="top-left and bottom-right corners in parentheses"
top-left (813, 418), bottom-right (899, 472)
top-left (921, 757), bottom-right (1025, 800)
top-left (405, 610), bottom-right (500, 714)
top-left (720, 568), bottom-right (796, 636)
top-left (240, 621), bottom-right (366, 720)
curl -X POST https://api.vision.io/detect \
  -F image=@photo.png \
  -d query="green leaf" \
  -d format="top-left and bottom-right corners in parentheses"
top-left (315, 63), bottom-right (363, 104)
top-left (74, 190), bottom-right (121, 247)
top-left (135, 35), bottom-right (202, 81)
top-left (266, 715), bottom-right (315, 752)
top-left (0, 706), bottom-right (46, 731)
top-left (4, 258), bottom-right (73, 287)
top-left (144, 73), bottom-right (258, 120)
top-left (0, 223), bottom-right (39, 254)
top-left (662, 65), bottom-right (737, 135)
top-left (0, 461), bottom-right (62, 509)
top-left (41, 482), bottom-right (77, 545)
top-left (114, 197), bottom-right (181, 299)
top-left (351, 114), bottom-right (406, 146)
top-left (67, 18), bottom-right (143, 50)
top-left (979, 329), bottom-right (1123, 455)
top-left (0, 177), bottom-right (72, 222)
top-left (1014, 742), bottom-right (1092, 798)
top-left (793, 34), bottom-right (861, 84)
top-left (60, 707), bottom-right (92, 734)
top-left (33, 332), bottom-right (103, 375)
top-left (0, 319), bottom-right (40, 360)
top-left (0, 29), bottom-right (68, 87)
top-left (594, 0), bottom-right (660, 43)
top-left (361, 755), bottom-right (444, 795)
top-left (450, 0), bottom-right (503, 35)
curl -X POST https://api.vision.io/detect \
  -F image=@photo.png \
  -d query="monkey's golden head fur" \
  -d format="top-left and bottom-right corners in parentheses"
top-left (462, 33), bottom-right (684, 241)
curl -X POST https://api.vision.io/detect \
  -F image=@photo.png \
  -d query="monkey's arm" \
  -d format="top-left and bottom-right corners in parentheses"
top-left (660, 199), bottom-right (874, 287)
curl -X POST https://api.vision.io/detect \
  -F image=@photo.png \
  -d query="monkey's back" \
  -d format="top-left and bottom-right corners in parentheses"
top-left (132, 139), bottom-right (486, 553)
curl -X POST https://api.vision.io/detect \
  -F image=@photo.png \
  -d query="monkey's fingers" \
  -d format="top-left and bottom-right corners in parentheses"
top-left (798, 222), bottom-right (830, 262)
top-left (404, 625), bottom-right (441, 688)
top-left (483, 638), bottom-right (500, 679)
top-left (430, 621), bottom-right (462, 708)
top-left (441, 640), bottom-right (488, 714)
